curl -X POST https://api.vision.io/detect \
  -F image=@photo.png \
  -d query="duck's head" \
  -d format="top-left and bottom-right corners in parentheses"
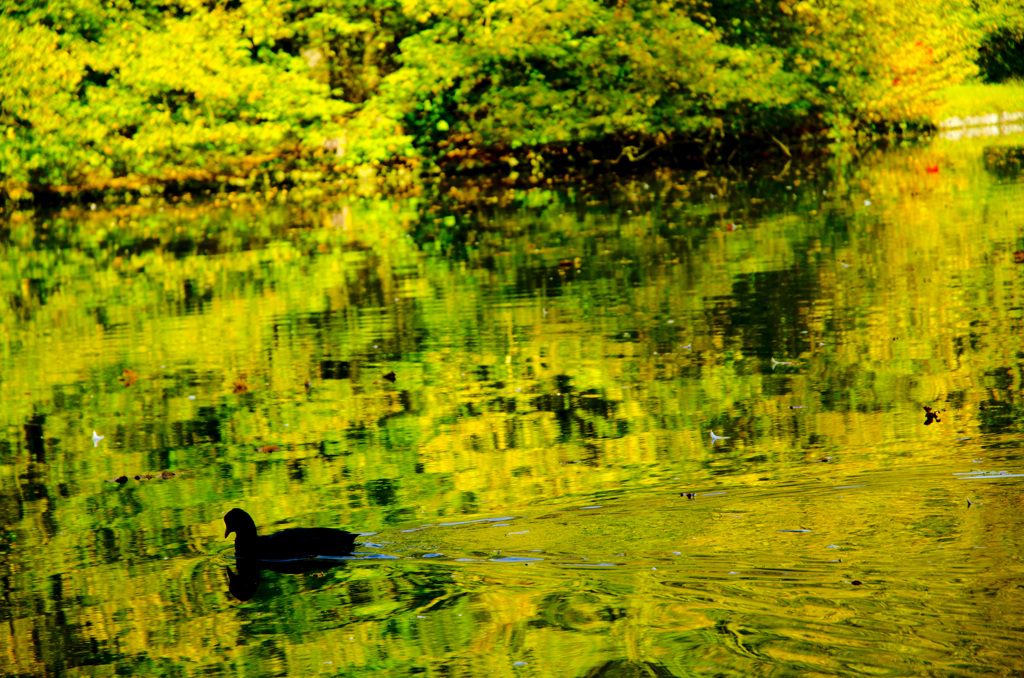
top-left (224, 508), bottom-right (258, 539)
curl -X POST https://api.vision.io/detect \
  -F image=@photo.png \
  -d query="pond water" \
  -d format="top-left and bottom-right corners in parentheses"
top-left (3, 133), bottom-right (1024, 677)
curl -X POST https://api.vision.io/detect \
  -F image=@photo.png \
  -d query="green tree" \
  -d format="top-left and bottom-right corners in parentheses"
top-left (0, 0), bottom-right (1000, 200)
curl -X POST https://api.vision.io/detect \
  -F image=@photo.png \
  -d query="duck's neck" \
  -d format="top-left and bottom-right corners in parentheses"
top-left (232, 524), bottom-right (261, 558)
top-left (236, 537), bottom-right (261, 558)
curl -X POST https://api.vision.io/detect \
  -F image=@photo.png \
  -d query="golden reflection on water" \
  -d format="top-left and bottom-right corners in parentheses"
top-left (2, 134), bottom-right (1024, 676)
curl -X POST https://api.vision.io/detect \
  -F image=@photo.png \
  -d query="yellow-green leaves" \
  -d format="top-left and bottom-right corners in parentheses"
top-left (0, 0), bottom-right (1012, 199)
top-left (0, 19), bottom-right (83, 134)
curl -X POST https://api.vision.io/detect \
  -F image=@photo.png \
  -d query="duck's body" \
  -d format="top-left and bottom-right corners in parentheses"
top-left (224, 508), bottom-right (358, 561)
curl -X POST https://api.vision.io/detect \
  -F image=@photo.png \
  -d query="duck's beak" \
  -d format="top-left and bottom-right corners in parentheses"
top-left (225, 525), bottom-right (233, 538)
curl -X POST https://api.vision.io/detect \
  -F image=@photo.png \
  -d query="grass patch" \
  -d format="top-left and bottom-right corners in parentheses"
top-left (930, 80), bottom-right (1024, 123)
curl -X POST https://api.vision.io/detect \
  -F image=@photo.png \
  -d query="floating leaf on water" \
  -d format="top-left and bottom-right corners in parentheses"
top-left (383, 371), bottom-right (396, 383)
top-left (108, 476), bottom-right (128, 484)
top-left (257, 445), bottom-right (280, 453)
top-left (118, 369), bottom-right (138, 387)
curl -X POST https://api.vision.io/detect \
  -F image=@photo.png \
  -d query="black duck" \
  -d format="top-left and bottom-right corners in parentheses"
top-left (224, 508), bottom-right (358, 561)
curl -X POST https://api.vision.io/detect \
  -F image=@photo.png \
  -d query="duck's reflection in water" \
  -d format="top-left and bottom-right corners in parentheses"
top-left (223, 508), bottom-right (359, 601)
top-left (225, 556), bottom-right (351, 601)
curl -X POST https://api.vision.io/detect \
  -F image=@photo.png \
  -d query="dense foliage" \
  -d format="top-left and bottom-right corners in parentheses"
top-left (0, 0), bottom-right (1019, 199)
top-left (975, 0), bottom-right (1024, 82)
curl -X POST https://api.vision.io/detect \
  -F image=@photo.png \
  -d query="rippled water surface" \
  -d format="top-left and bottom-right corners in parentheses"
top-left (3, 134), bottom-right (1024, 677)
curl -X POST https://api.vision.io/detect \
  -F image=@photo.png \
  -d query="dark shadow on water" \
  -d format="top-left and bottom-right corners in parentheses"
top-left (225, 556), bottom-right (351, 602)
top-left (582, 659), bottom-right (679, 677)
